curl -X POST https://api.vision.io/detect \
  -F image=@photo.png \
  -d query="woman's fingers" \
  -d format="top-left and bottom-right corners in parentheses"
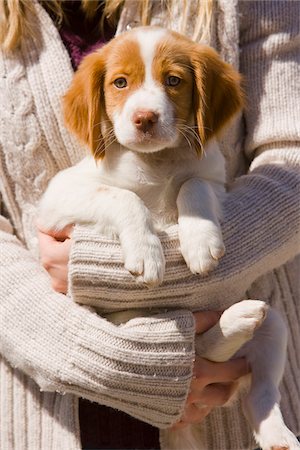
top-left (188, 381), bottom-right (239, 406)
top-left (37, 223), bottom-right (73, 241)
top-left (181, 403), bottom-right (212, 425)
top-left (172, 404), bottom-right (212, 429)
top-left (193, 311), bottom-right (222, 334)
top-left (38, 230), bottom-right (72, 264)
top-left (37, 226), bottom-right (73, 294)
top-left (193, 356), bottom-right (249, 385)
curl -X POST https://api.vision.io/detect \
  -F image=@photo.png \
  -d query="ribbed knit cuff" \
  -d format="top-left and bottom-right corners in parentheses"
top-left (62, 306), bottom-right (195, 428)
top-left (68, 224), bottom-right (194, 311)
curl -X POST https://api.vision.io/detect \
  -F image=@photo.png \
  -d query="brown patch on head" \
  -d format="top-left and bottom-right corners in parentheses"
top-left (103, 34), bottom-right (145, 119)
top-left (63, 33), bottom-right (145, 159)
top-left (153, 30), bottom-right (244, 154)
top-left (153, 33), bottom-right (195, 140)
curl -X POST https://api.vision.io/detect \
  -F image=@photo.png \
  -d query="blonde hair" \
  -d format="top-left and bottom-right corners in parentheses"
top-left (0, 0), bottom-right (213, 52)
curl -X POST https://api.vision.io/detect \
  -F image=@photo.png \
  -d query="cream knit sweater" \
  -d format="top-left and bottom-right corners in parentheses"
top-left (0, 1), bottom-right (299, 449)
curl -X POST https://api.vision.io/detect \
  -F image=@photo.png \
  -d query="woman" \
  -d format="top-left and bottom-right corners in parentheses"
top-left (0, 1), bottom-right (299, 449)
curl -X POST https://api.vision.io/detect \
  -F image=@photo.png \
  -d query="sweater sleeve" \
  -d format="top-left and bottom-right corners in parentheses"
top-left (238, 1), bottom-right (300, 160)
top-left (0, 217), bottom-right (195, 429)
top-left (69, 2), bottom-right (300, 311)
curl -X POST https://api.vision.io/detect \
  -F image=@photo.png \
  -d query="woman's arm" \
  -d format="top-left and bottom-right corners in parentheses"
top-left (0, 214), bottom-right (198, 429)
top-left (1, 219), bottom-right (250, 428)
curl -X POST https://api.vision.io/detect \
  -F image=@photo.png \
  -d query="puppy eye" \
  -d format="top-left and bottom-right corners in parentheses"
top-left (113, 77), bottom-right (127, 89)
top-left (166, 76), bottom-right (181, 87)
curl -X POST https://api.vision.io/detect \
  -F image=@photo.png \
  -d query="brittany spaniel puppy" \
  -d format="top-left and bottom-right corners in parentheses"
top-left (39, 27), bottom-right (299, 450)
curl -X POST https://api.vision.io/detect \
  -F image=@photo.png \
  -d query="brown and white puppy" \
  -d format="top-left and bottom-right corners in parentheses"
top-left (40, 26), bottom-right (243, 283)
top-left (39, 27), bottom-right (299, 450)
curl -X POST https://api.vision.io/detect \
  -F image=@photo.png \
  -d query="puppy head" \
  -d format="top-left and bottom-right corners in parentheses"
top-left (63, 27), bottom-right (244, 159)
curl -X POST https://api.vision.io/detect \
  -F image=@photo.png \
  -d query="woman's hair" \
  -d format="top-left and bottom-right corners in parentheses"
top-left (0, 0), bottom-right (213, 52)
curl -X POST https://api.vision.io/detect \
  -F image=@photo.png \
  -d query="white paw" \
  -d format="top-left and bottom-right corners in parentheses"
top-left (256, 419), bottom-right (300, 450)
top-left (179, 223), bottom-right (225, 275)
top-left (122, 232), bottom-right (165, 286)
top-left (220, 300), bottom-right (268, 341)
top-left (198, 300), bottom-right (269, 362)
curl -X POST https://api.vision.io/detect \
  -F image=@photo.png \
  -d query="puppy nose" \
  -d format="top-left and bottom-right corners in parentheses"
top-left (132, 110), bottom-right (159, 133)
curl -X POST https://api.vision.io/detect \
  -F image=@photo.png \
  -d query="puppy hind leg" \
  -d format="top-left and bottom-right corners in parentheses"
top-left (243, 390), bottom-right (300, 450)
top-left (241, 309), bottom-right (300, 450)
top-left (196, 300), bottom-right (268, 362)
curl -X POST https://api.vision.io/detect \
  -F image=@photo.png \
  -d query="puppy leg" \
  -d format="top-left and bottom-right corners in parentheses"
top-left (160, 301), bottom-right (268, 450)
top-left (196, 300), bottom-right (268, 362)
top-left (240, 309), bottom-right (300, 450)
top-left (39, 161), bottom-right (165, 286)
top-left (162, 304), bottom-right (299, 450)
top-left (177, 178), bottom-right (225, 275)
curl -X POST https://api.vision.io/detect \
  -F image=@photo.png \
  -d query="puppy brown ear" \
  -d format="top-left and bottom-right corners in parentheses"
top-left (63, 51), bottom-right (106, 159)
top-left (191, 45), bottom-right (244, 152)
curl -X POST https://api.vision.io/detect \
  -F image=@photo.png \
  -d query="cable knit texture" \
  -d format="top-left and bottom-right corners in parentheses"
top-left (0, 1), bottom-right (299, 449)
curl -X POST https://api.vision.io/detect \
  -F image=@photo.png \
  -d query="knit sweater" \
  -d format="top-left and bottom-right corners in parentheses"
top-left (0, 1), bottom-right (299, 449)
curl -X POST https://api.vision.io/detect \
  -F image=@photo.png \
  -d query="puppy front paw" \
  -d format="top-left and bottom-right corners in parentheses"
top-left (179, 222), bottom-right (225, 275)
top-left (122, 232), bottom-right (165, 287)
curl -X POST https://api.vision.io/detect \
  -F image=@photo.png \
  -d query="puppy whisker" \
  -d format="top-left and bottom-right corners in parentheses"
top-left (177, 124), bottom-right (205, 156)
top-left (176, 127), bottom-right (194, 152)
top-left (93, 119), bottom-right (113, 129)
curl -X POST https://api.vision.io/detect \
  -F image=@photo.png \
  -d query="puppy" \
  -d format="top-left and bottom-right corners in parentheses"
top-left (38, 27), bottom-right (299, 450)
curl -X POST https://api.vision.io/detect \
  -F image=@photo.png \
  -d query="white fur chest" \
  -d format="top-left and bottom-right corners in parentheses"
top-left (95, 138), bottom-right (226, 229)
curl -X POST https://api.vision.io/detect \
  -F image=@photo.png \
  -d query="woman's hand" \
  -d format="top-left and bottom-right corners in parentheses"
top-left (37, 224), bottom-right (73, 294)
top-left (173, 311), bottom-right (250, 428)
